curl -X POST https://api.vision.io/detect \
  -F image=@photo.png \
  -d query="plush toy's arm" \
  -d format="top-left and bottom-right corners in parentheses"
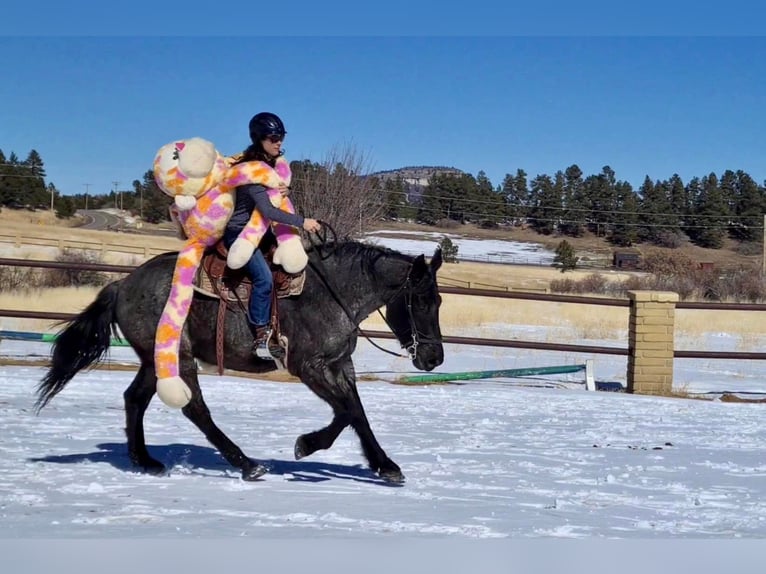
top-left (168, 204), bottom-right (188, 240)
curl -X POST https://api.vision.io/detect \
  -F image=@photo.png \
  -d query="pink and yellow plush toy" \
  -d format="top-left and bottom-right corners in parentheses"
top-left (152, 137), bottom-right (308, 408)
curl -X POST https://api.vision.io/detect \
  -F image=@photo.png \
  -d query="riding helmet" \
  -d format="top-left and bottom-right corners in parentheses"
top-left (249, 112), bottom-right (287, 143)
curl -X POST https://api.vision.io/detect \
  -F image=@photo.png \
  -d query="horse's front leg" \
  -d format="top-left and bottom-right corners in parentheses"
top-left (296, 356), bottom-right (404, 483)
top-left (179, 361), bottom-right (267, 481)
top-left (124, 364), bottom-right (165, 475)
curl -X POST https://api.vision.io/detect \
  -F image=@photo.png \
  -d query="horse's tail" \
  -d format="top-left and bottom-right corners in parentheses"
top-left (35, 280), bottom-right (122, 412)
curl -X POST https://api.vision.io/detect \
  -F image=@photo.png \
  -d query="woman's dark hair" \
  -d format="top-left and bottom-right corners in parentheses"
top-left (233, 142), bottom-right (284, 166)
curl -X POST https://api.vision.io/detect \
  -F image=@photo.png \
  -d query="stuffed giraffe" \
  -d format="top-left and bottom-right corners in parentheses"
top-left (152, 137), bottom-right (307, 408)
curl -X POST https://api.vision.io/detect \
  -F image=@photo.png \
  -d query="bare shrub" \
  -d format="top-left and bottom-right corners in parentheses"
top-left (641, 249), bottom-right (695, 275)
top-left (0, 265), bottom-right (43, 291)
top-left (42, 249), bottom-right (109, 287)
top-left (654, 231), bottom-right (685, 249)
top-left (578, 273), bottom-right (608, 293)
top-left (549, 278), bottom-right (578, 293)
top-left (717, 266), bottom-right (766, 302)
top-left (736, 242), bottom-right (762, 256)
top-left (290, 143), bottom-right (385, 240)
top-left (436, 218), bottom-right (461, 230)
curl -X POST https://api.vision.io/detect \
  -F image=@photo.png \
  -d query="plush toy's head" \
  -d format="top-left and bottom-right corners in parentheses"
top-left (153, 137), bottom-right (228, 211)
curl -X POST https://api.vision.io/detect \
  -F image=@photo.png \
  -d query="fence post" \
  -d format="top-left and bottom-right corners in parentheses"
top-left (627, 290), bottom-right (679, 395)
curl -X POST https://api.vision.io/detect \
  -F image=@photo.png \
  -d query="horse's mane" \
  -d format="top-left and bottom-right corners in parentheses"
top-left (307, 239), bottom-right (414, 270)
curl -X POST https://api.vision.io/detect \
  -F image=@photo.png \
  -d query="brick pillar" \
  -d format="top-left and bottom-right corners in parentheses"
top-left (627, 290), bottom-right (679, 395)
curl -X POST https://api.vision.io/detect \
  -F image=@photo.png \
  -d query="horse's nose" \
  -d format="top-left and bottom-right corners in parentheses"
top-left (418, 349), bottom-right (443, 371)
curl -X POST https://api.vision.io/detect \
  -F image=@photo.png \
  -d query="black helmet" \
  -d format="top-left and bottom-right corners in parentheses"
top-left (249, 112), bottom-right (286, 143)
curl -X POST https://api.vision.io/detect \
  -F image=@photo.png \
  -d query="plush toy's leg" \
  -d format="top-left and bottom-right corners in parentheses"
top-left (227, 209), bottom-right (269, 269)
top-left (154, 241), bottom-right (206, 408)
top-left (271, 196), bottom-right (308, 273)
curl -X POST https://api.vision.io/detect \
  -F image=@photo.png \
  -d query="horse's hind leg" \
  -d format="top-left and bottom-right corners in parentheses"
top-left (294, 412), bottom-right (351, 460)
top-left (178, 361), bottom-right (268, 481)
top-left (124, 364), bottom-right (165, 474)
top-left (297, 357), bottom-right (404, 483)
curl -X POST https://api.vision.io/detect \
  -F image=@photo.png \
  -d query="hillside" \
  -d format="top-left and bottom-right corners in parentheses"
top-left (371, 166), bottom-right (464, 186)
top-left (368, 219), bottom-right (763, 272)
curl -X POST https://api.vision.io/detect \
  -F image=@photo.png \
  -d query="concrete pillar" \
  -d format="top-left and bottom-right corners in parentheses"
top-left (627, 290), bottom-right (679, 395)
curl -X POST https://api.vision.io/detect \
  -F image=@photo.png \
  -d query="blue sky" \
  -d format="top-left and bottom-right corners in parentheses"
top-left (2, 36), bottom-right (765, 197)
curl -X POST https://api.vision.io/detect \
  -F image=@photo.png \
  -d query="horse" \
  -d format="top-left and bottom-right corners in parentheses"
top-left (35, 240), bottom-right (444, 483)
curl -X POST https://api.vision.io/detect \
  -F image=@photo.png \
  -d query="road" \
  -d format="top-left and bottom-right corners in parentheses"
top-left (75, 209), bottom-right (123, 231)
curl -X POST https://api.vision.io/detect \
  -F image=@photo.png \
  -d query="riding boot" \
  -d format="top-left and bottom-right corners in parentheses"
top-left (252, 325), bottom-right (285, 361)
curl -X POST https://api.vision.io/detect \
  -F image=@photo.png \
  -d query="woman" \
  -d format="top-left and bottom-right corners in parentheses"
top-left (224, 112), bottom-right (321, 359)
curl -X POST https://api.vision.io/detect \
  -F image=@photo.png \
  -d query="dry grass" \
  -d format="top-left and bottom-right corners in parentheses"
top-left (0, 208), bottom-right (83, 228)
top-left (1, 210), bottom-right (763, 342)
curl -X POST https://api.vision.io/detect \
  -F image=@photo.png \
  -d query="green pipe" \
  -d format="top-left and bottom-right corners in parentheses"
top-left (0, 330), bottom-right (130, 347)
top-left (398, 364), bottom-right (585, 384)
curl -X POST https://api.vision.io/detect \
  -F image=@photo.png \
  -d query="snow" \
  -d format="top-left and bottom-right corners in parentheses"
top-left (364, 230), bottom-right (557, 265)
top-left (1, 335), bottom-right (765, 540)
top-left (2, 230), bottom-right (766, 548)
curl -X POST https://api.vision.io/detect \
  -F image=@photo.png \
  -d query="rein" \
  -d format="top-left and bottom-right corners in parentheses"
top-left (306, 223), bottom-right (421, 360)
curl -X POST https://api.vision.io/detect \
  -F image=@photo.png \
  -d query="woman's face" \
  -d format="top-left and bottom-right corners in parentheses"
top-left (261, 133), bottom-right (284, 158)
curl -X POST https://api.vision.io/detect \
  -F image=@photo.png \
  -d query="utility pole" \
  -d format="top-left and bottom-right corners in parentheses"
top-left (83, 183), bottom-right (91, 210)
top-left (112, 181), bottom-right (119, 210)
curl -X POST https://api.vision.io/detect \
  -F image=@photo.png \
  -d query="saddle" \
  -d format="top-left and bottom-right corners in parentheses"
top-left (193, 240), bottom-right (306, 374)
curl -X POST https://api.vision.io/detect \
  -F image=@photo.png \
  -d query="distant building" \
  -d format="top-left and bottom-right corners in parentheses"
top-left (613, 249), bottom-right (641, 269)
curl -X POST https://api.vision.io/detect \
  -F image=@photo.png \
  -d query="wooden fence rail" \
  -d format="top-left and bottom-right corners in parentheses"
top-left (1, 257), bottom-right (765, 395)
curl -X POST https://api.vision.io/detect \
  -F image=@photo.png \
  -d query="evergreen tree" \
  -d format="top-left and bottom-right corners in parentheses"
top-left (729, 170), bottom-right (764, 243)
top-left (138, 169), bottom-right (172, 224)
top-left (559, 164), bottom-right (587, 237)
top-left (528, 174), bottom-right (559, 235)
top-left (639, 176), bottom-right (679, 245)
top-left (55, 194), bottom-right (76, 218)
top-left (609, 181), bottom-right (639, 246)
top-left (691, 173), bottom-right (728, 248)
top-left (382, 176), bottom-right (408, 220)
top-left (22, 150), bottom-right (49, 208)
top-left (502, 168), bottom-right (529, 224)
top-left (438, 236), bottom-right (459, 263)
top-left (553, 239), bottom-right (579, 272)
top-left (582, 166), bottom-right (617, 237)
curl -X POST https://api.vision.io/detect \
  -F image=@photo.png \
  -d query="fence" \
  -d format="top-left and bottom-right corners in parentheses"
top-left (1, 256), bottom-right (765, 395)
top-left (0, 228), bottom-right (181, 260)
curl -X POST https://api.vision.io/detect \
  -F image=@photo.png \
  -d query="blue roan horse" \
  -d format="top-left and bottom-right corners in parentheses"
top-left (35, 241), bottom-right (444, 483)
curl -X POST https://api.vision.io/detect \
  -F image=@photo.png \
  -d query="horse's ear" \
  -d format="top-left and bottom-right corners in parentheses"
top-left (411, 254), bottom-right (427, 278)
top-left (430, 248), bottom-right (443, 273)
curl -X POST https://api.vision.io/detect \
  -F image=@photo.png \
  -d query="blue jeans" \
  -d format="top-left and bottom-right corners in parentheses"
top-left (223, 229), bottom-right (272, 326)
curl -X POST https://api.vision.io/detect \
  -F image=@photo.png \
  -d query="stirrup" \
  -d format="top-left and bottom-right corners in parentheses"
top-left (252, 328), bottom-right (285, 361)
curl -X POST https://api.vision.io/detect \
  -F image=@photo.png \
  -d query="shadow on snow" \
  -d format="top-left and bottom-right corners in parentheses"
top-left (28, 442), bottom-right (403, 486)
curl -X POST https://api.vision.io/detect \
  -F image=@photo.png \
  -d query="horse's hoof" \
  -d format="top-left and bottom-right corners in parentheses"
top-left (130, 454), bottom-right (166, 476)
top-left (242, 462), bottom-right (269, 481)
top-left (379, 468), bottom-right (406, 484)
top-left (294, 437), bottom-right (309, 460)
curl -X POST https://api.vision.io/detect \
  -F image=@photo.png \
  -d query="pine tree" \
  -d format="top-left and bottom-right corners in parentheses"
top-left (438, 236), bottom-right (459, 263)
top-left (553, 239), bottom-right (579, 272)
top-left (609, 181), bottom-right (639, 246)
top-left (692, 173), bottom-right (728, 248)
top-left (528, 174), bottom-right (558, 235)
top-left (729, 170), bottom-right (765, 243)
top-left (559, 164), bottom-right (587, 237)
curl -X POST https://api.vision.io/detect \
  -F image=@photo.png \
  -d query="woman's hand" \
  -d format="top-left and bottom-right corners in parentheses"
top-left (277, 184), bottom-right (290, 197)
top-left (302, 218), bottom-right (321, 233)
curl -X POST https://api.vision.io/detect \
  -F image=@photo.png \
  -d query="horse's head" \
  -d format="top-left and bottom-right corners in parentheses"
top-left (385, 248), bottom-right (444, 371)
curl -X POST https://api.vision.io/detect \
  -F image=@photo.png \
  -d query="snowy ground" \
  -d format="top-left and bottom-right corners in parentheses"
top-left (364, 229), bottom-right (557, 265)
top-left (2, 229), bottom-right (766, 543)
top-left (1, 336), bottom-right (766, 540)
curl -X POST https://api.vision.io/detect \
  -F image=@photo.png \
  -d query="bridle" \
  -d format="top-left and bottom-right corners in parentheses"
top-left (307, 224), bottom-right (441, 360)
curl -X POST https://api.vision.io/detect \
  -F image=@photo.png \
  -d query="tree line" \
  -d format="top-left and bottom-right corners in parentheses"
top-left (2, 145), bottom-right (765, 250)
